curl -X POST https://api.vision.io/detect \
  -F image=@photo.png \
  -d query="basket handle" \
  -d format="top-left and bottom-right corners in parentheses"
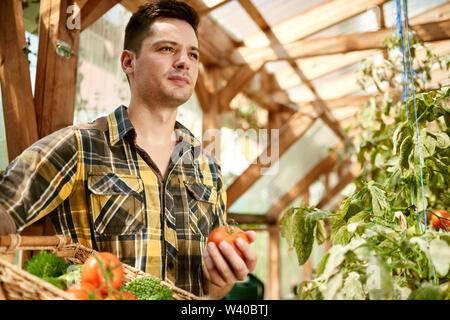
top-left (0, 234), bottom-right (71, 252)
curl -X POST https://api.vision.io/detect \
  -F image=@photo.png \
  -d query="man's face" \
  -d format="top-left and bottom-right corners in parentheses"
top-left (130, 18), bottom-right (199, 107)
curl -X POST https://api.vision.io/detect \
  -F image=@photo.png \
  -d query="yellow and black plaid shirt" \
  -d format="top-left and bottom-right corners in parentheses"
top-left (0, 105), bottom-right (227, 296)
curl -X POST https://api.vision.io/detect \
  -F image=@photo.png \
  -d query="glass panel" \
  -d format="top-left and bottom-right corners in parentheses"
top-left (176, 93), bottom-right (203, 142)
top-left (208, 0), bottom-right (261, 41)
top-left (229, 118), bottom-right (340, 214)
top-left (251, 0), bottom-right (326, 27)
top-left (74, 4), bottom-right (131, 124)
top-left (382, 0), bottom-right (449, 28)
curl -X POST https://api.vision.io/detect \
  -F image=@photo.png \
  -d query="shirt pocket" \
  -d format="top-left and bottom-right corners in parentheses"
top-left (184, 180), bottom-right (217, 238)
top-left (87, 172), bottom-right (145, 235)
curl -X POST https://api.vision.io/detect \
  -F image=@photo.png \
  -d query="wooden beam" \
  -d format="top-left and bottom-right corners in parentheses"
top-left (218, 63), bottom-right (263, 112)
top-left (227, 213), bottom-right (272, 225)
top-left (265, 150), bottom-right (341, 222)
top-left (230, 19), bottom-right (450, 66)
top-left (0, 0), bottom-right (39, 161)
top-left (80, 0), bottom-right (121, 31)
top-left (226, 114), bottom-right (316, 208)
top-left (272, 50), bottom-right (379, 90)
top-left (316, 162), bottom-right (361, 209)
top-left (267, 224), bottom-right (280, 300)
top-left (34, 0), bottom-right (81, 138)
top-left (242, 0), bottom-right (390, 48)
top-left (406, 1), bottom-right (450, 25)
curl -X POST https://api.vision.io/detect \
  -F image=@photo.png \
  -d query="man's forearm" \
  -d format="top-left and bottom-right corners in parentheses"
top-left (0, 210), bottom-right (16, 235)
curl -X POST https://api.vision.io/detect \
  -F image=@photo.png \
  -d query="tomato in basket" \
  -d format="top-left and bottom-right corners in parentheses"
top-left (81, 252), bottom-right (124, 294)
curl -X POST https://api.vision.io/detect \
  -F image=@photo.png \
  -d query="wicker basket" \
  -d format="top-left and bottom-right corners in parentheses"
top-left (0, 234), bottom-right (199, 300)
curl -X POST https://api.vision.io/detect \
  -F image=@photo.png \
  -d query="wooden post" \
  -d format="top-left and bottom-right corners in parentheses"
top-left (0, 0), bottom-right (39, 161)
top-left (267, 224), bottom-right (280, 299)
top-left (34, 0), bottom-right (81, 138)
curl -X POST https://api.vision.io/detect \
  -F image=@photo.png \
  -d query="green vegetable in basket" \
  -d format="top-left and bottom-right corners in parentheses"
top-left (124, 276), bottom-right (173, 300)
top-left (23, 250), bottom-right (81, 290)
top-left (23, 251), bottom-right (69, 278)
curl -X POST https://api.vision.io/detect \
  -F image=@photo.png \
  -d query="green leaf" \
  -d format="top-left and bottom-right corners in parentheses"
top-left (392, 121), bottom-right (410, 155)
top-left (429, 238), bottom-right (450, 277)
top-left (428, 131), bottom-right (450, 149)
top-left (321, 271), bottom-right (344, 300)
top-left (315, 220), bottom-right (327, 245)
top-left (399, 135), bottom-right (413, 170)
top-left (315, 252), bottom-right (330, 277)
top-left (368, 183), bottom-right (390, 216)
top-left (280, 205), bottom-right (329, 265)
top-left (408, 283), bottom-right (448, 300)
top-left (342, 272), bottom-right (366, 300)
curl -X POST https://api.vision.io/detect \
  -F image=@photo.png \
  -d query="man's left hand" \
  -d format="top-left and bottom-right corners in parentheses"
top-left (202, 230), bottom-right (257, 300)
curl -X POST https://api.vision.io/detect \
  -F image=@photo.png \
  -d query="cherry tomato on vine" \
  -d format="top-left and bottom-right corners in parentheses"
top-left (81, 252), bottom-right (124, 294)
top-left (207, 225), bottom-right (249, 259)
top-left (431, 209), bottom-right (450, 231)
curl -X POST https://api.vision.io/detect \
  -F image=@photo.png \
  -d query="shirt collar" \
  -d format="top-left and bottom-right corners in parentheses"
top-left (107, 105), bottom-right (202, 161)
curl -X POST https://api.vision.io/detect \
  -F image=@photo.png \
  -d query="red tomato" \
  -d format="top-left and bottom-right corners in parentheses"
top-left (81, 252), bottom-right (124, 294)
top-left (207, 225), bottom-right (249, 259)
top-left (65, 282), bottom-right (103, 300)
top-left (106, 290), bottom-right (137, 300)
top-left (431, 209), bottom-right (450, 231)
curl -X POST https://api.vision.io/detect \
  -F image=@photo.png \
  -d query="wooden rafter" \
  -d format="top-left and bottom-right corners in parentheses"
top-left (241, 0), bottom-right (390, 48)
top-left (80, 0), bottom-right (122, 31)
top-left (230, 19), bottom-right (450, 67)
top-left (237, 0), bottom-right (347, 142)
top-left (0, 0), bottom-right (39, 161)
top-left (226, 114), bottom-right (316, 208)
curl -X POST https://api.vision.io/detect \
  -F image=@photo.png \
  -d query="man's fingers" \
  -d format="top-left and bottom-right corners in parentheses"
top-left (203, 248), bottom-right (227, 287)
top-left (218, 241), bottom-right (249, 281)
top-left (207, 242), bottom-right (236, 285)
top-left (245, 230), bottom-right (257, 243)
top-left (236, 237), bottom-right (258, 273)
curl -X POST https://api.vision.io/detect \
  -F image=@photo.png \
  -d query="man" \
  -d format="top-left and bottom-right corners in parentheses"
top-left (0, 0), bottom-right (257, 299)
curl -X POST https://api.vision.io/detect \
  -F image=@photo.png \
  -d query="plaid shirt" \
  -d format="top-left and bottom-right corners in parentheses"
top-left (0, 105), bottom-right (227, 296)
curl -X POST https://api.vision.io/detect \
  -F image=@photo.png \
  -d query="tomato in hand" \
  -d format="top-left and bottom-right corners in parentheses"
top-left (65, 282), bottom-right (103, 300)
top-left (431, 209), bottom-right (450, 231)
top-left (207, 225), bottom-right (249, 259)
top-left (81, 252), bottom-right (124, 294)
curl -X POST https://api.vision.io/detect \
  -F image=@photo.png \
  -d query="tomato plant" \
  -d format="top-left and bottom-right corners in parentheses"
top-left (280, 31), bottom-right (450, 300)
top-left (207, 225), bottom-right (249, 259)
top-left (431, 210), bottom-right (450, 231)
top-left (81, 252), bottom-right (124, 295)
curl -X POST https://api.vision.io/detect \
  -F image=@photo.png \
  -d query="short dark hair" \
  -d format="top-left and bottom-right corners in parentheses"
top-left (124, 0), bottom-right (199, 57)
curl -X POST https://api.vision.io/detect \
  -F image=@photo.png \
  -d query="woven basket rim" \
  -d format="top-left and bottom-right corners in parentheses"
top-left (0, 242), bottom-right (200, 300)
